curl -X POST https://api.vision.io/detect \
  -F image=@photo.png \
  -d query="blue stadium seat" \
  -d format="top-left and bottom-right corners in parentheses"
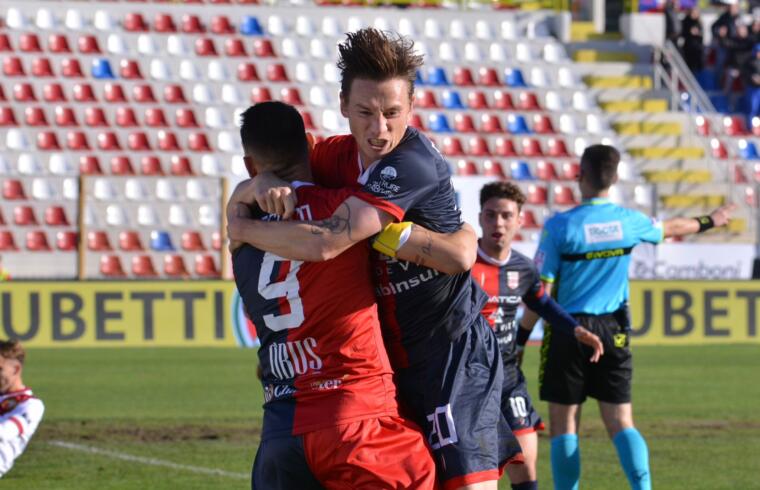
top-left (428, 113), bottom-right (452, 132)
top-left (441, 90), bottom-right (464, 109)
top-left (510, 161), bottom-right (534, 180)
top-left (415, 69), bottom-right (425, 86)
top-left (504, 68), bottom-right (527, 88)
top-left (240, 16), bottom-right (263, 36)
top-left (150, 230), bottom-right (175, 251)
top-left (92, 59), bottom-right (115, 79)
top-left (507, 114), bottom-right (531, 134)
top-left (739, 140), bottom-right (760, 160)
top-left (427, 67), bottom-right (449, 86)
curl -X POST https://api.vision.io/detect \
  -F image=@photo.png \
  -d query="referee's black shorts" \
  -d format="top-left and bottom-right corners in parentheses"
top-left (539, 313), bottom-right (632, 405)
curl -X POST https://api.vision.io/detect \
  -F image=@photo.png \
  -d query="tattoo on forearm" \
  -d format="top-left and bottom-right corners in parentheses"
top-left (421, 230), bottom-right (433, 256)
top-left (309, 203), bottom-right (352, 239)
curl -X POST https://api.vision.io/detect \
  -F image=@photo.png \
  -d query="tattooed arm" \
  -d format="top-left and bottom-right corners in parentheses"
top-left (396, 223), bottom-right (478, 274)
top-left (227, 196), bottom-right (391, 261)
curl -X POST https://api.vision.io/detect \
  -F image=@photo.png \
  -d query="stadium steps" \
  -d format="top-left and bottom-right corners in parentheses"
top-left (613, 121), bottom-right (682, 136)
top-left (640, 169), bottom-right (712, 183)
top-left (627, 146), bottom-right (705, 159)
top-left (570, 22), bottom-right (623, 42)
top-left (584, 75), bottom-right (653, 89)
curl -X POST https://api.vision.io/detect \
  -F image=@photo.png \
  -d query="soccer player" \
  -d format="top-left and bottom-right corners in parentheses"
top-left (228, 28), bottom-right (520, 490)
top-left (523, 144), bottom-right (735, 490)
top-left (231, 101), bottom-right (437, 489)
top-left (0, 339), bottom-right (44, 478)
top-left (472, 181), bottom-right (603, 490)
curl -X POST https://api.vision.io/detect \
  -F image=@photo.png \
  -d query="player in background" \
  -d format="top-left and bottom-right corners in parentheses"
top-left (0, 339), bottom-right (44, 478)
top-left (228, 28), bottom-right (521, 490)
top-left (521, 144), bottom-right (735, 490)
top-left (471, 181), bottom-right (603, 490)
top-left (230, 102), bottom-right (436, 489)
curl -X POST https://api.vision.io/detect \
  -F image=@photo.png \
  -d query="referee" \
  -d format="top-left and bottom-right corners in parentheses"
top-left (523, 144), bottom-right (735, 490)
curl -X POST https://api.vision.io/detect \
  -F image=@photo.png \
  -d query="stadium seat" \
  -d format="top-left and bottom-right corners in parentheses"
top-left (141, 156), bottom-right (164, 176)
top-left (149, 230), bottom-right (174, 252)
top-left (441, 136), bottom-right (465, 156)
top-left (150, 59), bottom-right (172, 81)
top-left (19, 33), bottom-right (43, 53)
top-left (282, 38), bottom-right (303, 59)
top-left (132, 84), bottom-right (158, 104)
top-left (516, 92), bottom-right (540, 111)
top-left (572, 91), bottom-right (593, 111)
top-left (543, 43), bottom-right (567, 63)
top-left (296, 16), bottom-right (316, 37)
top-left (409, 114), bottom-right (425, 130)
top-left (694, 116), bottom-right (711, 136)
top-left (535, 160), bottom-right (558, 181)
top-left (480, 113), bottom-right (503, 133)
top-left (521, 137), bottom-right (543, 157)
top-left (142, 107), bottom-right (167, 127)
top-left (522, 209), bottom-right (540, 228)
top-left (739, 139), bottom-right (760, 160)
top-left (438, 41), bottom-right (458, 63)
top-left (120, 59), bottom-right (143, 79)
top-left (240, 15), bottom-right (263, 36)
top-left (428, 113), bottom-right (451, 132)
top-left (453, 114), bottom-right (476, 133)
top-left (557, 67), bottom-right (581, 88)
top-left (468, 136), bottom-right (491, 156)
top-left (195, 255), bottom-right (220, 277)
top-left (267, 64), bottom-right (289, 82)
top-left (547, 138), bottom-right (570, 157)
top-left (0, 107), bottom-right (17, 127)
top-left (442, 90), bottom-right (465, 109)
top-left (723, 116), bottom-right (748, 136)
top-left (752, 117), bottom-right (760, 136)
top-left (168, 204), bottom-right (191, 226)
top-left (44, 83), bottom-right (67, 102)
top-left (478, 67), bottom-right (501, 87)
top-left (195, 38), bottom-right (218, 57)
top-left (128, 132), bottom-right (152, 151)
top-left (14, 83), bottom-right (37, 102)
top-left (175, 108), bottom-right (199, 128)
top-left (6, 8), bottom-right (27, 29)
top-left (188, 133), bottom-right (212, 152)
top-left (182, 14), bottom-right (205, 34)
top-left (494, 137), bottom-right (518, 157)
top-left (56, 231), bottom-right (78, 251)
top-left (108, 156), bottom-right (134, 176)
top-left (586, 114), bottom-right (609, 134)
top-left (504, 68), bottom-right (527, 88)
top-left (179, 60), bottom-right (201, 81)
top-left (251, 86), bottom-right (273, 103)
top-left (281, 87), bottom-right (304, 106)
top-left (72, 83), bottom-right (96, 102)
top-left (553, 185), bottom-right (578, 205)
top-left (560, 162), bottom-right (580, 181)
top-left (455, 159), bottom-right (478, 176)
top-left (125, 13), bottom-right (149, 32)
top-left (80, 156), bottom-right (103, 175)
top-left (452, 67), bottom-right (475, 87)
top-left (98, 132), bottom-right (121, 151)
top-left (17, 154), bottom-right (42, 175)
top-left (26, 231), bottom-right (51, 251)
top-left (533, 114), bottom-right (555, 134)
top-left (100, 255), bottom-right (127, 277)
top-left (170, 156), bottom-right (194, 176)
top-left (212, 15), bottom-right (235, 34)
top-left (79, 35), bottom-right (101, 54)
top-left (427, 67), bottom-right (449, 86)
top-left (4, 57), bottom-right (25, 77)
top-left (0, 34), bottom-right (11, 53)
top-left (32, 58), bottom-right (55, 77)
top-left (0, 231), bottom-right (16, 251)
top-left (113, 107), bottom-right (137, 127)
top-left (211, 231), bottom-right (222, 251)
top-left (94, 10), bottom-right (116, 31)
top-left (507, 114), bottom-right (531, 134)
top-left (198, 204), bottom-right (218, 227)
top-left (181, 231), bottom-right (206, 251)
top-left (132, 255), bottom-right (159, 277)
top-left (67, 131), bottom-right (90, 150)
top-left (557, 114), bottom-right (577, 134)
top-left (119, 230), bottom-right (144, 251)
top-left (49, 154), bottom-right (74, 175)
top-left (527, 184), bottom-right (547, 204)
top-left (106, 34), bottom-right (128, 56)
top-left (61, 58), bottom-right (84, 78)
top-left (254, 39), bottom-right (276, 58)
top-left (103, 83), bottom-right (127, 103)
top-left (482, 159), bottom-right (506, 178)
top-left (416, 90), bottom-right (438, 109)
top-left (136, 204), bottom-right (158, 226)
top-left (466, 91), bottom-right (488, 109)
top-left (238, 62), bottom-right (260, 81)
top-left (511, 161), bottom-right (533, 180)
top-left (36, 131), bottom-right (61, 151)
top-left (14, 206), bottom-right (38, 226)
top-left (31, 178), bottom-right (55, 200)
top-left (164, 254), bottom-right (190, 277)
top-left (56, 106), bottom-right (79, 127)
top-left (94, 179), bottom-right (118, 201)
top-left (634, 185), bottom-right (653, 207)
top-left (207, 60), bottom-right (229, 82)
top-left (158, 131), bottom-right (181, 152)
top-left (710, 138), bottom-right (728, 159)
top-left (163, 85), bottom-right (186, 104)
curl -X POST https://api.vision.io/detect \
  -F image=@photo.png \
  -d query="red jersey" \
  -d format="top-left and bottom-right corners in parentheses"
top-left (233, 184), bottom-right (398, 438)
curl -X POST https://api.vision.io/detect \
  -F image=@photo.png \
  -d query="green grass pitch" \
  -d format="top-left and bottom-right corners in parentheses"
top-left (5, 344), bottom-right (760, 489)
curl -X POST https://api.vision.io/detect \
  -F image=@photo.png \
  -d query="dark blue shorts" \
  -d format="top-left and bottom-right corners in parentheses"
top-left (396, 316), bottom-right (523, 488)
top-left (502, 364), bottom-right (544, 435)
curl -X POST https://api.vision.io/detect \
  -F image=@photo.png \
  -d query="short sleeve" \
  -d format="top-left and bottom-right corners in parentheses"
top-left (629, 210), bottom-right (664, 245)
top-left (309, 135), bottom-right (359, 189)
top-left (535, 222), bottom-right (561, 283)
top-left (359, 152), bottom-right (438, 222)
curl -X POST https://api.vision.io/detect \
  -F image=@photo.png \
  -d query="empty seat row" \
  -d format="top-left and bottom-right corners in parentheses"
top-left (430, 135), bottom-right (608, 158)
top-left (413, 40), bottom-right (566, 65)
top-left (414, 110), bottom-right (610, 135)
top-left (453, 158), bottom-right (580, 180)
top-left (84, 203), bottom-right (219, 228)
top-left (0, 229), bottom-right (77, 252)
top-left (417, 66), bottom-right (582, 89)
top-left (695, 115), bottom-right (760, 137)
top-left (96, 253), bottom-right (221, 278)
top-left (88, 177), bottom-right (219, 201)
top-left (2, 178), bottom-right (78, 200)
top-left (0, 205), bottom-right (74, 226)
top-left (87, 229), bottom-right (221, 252)
top-left (710, 138), bottom-right (760, 160)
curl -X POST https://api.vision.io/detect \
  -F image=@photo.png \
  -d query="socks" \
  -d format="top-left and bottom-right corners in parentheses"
top-left (550, 434), bottom-right (580, 490)
top-left (511, 481), bottom-right (538, 490)
top-left (613, 427), bottom-right (651, 490)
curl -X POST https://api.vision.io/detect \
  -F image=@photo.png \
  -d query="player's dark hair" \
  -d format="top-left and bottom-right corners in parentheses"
top-left (580, 144), bottom-right (620, 191)
top-left (239, 102), bottom-right (308, 172)
top-left (338, 28), bottom-right (423, 101)
top-left (480, 181), bottom-right (527, 211)
top-left (0, 339), bottom-right (25, 365)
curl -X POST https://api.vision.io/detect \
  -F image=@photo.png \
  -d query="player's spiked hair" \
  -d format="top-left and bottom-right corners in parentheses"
top-left (337, 28), bottom-right (423, 100)
top-left (239, 102), bottom-right (308, 172)
top-left (581, 144), bottom-right (620, 191)
top-left (479, 181), bottom-right (527, 211)
top-left (0, 339), bottom-right (25, 365)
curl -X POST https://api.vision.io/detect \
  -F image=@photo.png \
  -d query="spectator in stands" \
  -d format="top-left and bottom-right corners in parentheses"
top-left (752, 15), bottom-right (760, 43)
top-left (723, 18), bottom-right (755, 92)
top-left (712, 0), bottom-right (741, 78)
top-left (743, 43), bottom-right (760, 119)
top-left (664, 0), bottom-right (681, 45)
top-left (681, 7), bottom-right (705, 74)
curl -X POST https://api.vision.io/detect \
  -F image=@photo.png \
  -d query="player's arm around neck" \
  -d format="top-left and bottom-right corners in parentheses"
top-left (395, 222), bottom-right (478, 274)
top-left (228, 196), bottom-right (390, 262)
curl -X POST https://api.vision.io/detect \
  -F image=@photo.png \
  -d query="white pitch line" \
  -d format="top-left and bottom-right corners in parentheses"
top-left (49, 440), bottom-right (248, 480)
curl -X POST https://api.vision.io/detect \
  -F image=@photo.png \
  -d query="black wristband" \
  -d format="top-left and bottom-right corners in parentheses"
top-left (516, 326), bottom-right (531, 347)
top-left (694, 215), bottom-right (715, 233)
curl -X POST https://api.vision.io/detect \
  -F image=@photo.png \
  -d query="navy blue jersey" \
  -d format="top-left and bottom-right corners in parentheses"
top-left (310, 129), bottom-right (488, 368)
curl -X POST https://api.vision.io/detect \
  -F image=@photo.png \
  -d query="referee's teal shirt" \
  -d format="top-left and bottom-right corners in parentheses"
top-left (535, 198), bottom-right (664, 315)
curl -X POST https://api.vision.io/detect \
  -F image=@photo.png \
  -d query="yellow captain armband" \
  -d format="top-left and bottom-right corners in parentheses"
top-left (372, 222), bottom-right (413, 258)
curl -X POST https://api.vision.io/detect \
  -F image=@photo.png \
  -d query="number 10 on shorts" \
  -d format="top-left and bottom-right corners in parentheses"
top-left (427, 404), bottom-right (458, 450)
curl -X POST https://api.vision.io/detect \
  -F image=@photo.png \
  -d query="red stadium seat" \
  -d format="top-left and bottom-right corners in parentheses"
top-left (188, 133), bottom-right (212, 152)
top-left (521, 137), bottom-right (543, 157)
top-left (110, 155), bottom-right (134, 175)
top-left (128, 132), bottom-right (152, 151)
top-left (119, 59), bottom-right (143, 79)
top-left (533, 114), bottom-right (555, 134)
top-left (752, 117), bottom-right (760, 136)
top-left (468, 136), bottom-right (491, 156)
top-left (100, 255), bottom-right (127, 277)
top-left (546, 138), bottom-right (569, 157)
top-left (560, 162), bottom-right (580, 181)
top-left (494, 137), bottom-right (517, 157)
top-left (478, 67), bottom-right (500, 86)
top-left (453, 67), bottom-right (475, 86)
top-left (301, 111), bottom-right (316, 131)
top-left (253, 39), bottom-right (276, 57)
top-left (132, 255), bottom-right (158, 277)
top-left (56, 231), bottom-right (78, 251)
top-left (409, 113), bottom-right (425, 130)
top-left (734, 165), bottom-right (748, 183)
top-left (175, 108), bottom-right (198, 128)
top-left (26, 231), bottom-right (51, 251)
top-left (32, 57), bottom-right (55, 77)
top-left (694, 116), bottom-right (711, 136)
top-left (154, 13), bottom-right (177, 33)
top-left (211, 15), bottom-right (235, 34)
top-left (4, 180), bottom-right (26, 200)
top-left (251, 86), bottom-right (272, 103)
top-left (88, 231), bottom-right (112, 251)
top-left (211, 231), bottom-right (222, 251)
top-left (480, 113), bottom-right (503, 133)
top-left (710, 138), bottom-right (728, 159)
top-left (0, 231), bottom-right (18, 251)
top-left (48, 34), bottom-right (71, 53)
top-left (114, 107), bottom-right (138, 127)
top-left (164, 254), bottom-right (190, 277)
top-left (527, 184), bottom-right (547, 205)
top-left (44, 83), bottom-right (67, 102)
top-left (170, 156), bottom-right (194, 175)
top-left (280, 87), bottom-right (304, 106)
top-left (67, 131), bottom-right (90, 150)
top-left (225, 38), bottom-right (247, 56)
top-left (61, 58), bottom-right (84, 78)
top-left (522, 209), bottom-right (539, 229)
top-left (55, 106), bottom-right (79, 127)
top-left (723, 115), bottom-right (748, 136)
top-left (455, 160), bottom-right (479, 175)
top-left (454, 113), bottom-right (476, 133)
top-left (553, 185), bottom-right (577, 205)
top-left (37, 131), bottom-right (61, 151)
top-left (516, 92), bottom-right (541, 111)
top-left (467, 90), bottom-right (489, 109)
top-left (119, 231), bottom-right (144, 251)
top-left (141, 156), bottom-right (164, 175)
top-left (195, 38), bottom-right (218, 56)
top-left (24, 107), bottom-right (47, 126)
top-left (14, 83), bottom-right (36, 102)
top-left (195, 255), bottom-right (220, 277)
top-left (78, 35), bottom-right (101, 54)
top-left (45, 206), bottom-right (70, 226)
top-left (124, 13), bottom-right (149, 32)
top-left (415, 90), bottom-right (438, 108)
top-left (441, 136), bottom-right (465, 156)
top-left (144, 107), bottom-right (168, 127)
top-left (493, 91), bottom-right (514, 110)
top-left (0, 33), bottom-right (11, 52)
top-left (0, 107), bottom-right (18, 126)
top-left (238, 63), bottom-right (260, 81)
top-left (104, 83), bottom-right (128, 103)
top-left (181, 14), bottom-right (205, 33)
top-left (19, 33), bottom-right (42, 53)
top-left (181, 231), bottom-right (206, 251)
top-left (536, 160), bottom-right (558, 181)
top-left (83, 107), bottom-right (108, 127)
top-left (80, 156), bottom-right (103, 175)
top-left (14, 206), bottom-right (37, 225)
top-left (482, 159), bottom-right (506, 178)
top-left (158, 131), bottom-right (181, 151)
top-left (72, 83), bottom-right (97, 102)
top-left (132, 84), bottom-right (158, 103)
top-left (3, 57), bottom-right (24, 77)
top-left (266, 64), bottom-right (289, 82)
top-left (163, 85), bottom-right (186, 104)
